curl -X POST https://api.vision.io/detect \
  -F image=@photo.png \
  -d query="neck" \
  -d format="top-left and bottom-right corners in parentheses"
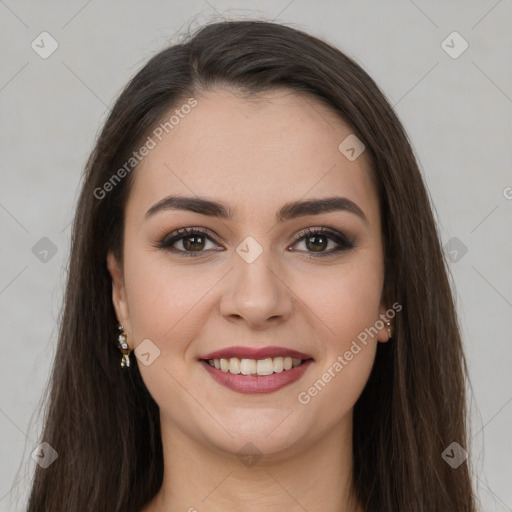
top-left (143, 410), bottom-right (363, 512)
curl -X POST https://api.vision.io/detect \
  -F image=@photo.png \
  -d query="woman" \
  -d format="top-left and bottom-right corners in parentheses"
top-left (26, 19), bottom-right (477, 511)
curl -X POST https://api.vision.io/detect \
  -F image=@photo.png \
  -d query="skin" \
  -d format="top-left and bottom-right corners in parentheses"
top-left (107, 88), bottom-right (391, 512)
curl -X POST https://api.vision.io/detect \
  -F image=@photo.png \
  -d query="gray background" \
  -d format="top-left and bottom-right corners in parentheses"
top-left (1, 1), bottom-right (511, 510)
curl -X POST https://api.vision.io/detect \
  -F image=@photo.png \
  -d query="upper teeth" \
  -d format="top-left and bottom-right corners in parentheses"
top-left (208, 357), bottom-right (303, 376)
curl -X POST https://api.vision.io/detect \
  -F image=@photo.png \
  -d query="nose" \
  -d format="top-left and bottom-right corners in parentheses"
top-left (219, 249), bottom-right (293, 330)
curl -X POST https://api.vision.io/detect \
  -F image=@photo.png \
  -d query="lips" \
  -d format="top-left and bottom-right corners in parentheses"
top-left (200, 359), bottom-right (314, 394)
top-left (199, 346), bottom-right (313, 361)
top-left (198, 346), bottom-right (314, 394)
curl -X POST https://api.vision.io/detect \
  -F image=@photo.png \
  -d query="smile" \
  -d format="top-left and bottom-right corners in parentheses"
top-left (199, 353), bottom-right (314, 394)
top-left (206, 356), bottom-right (304, 376)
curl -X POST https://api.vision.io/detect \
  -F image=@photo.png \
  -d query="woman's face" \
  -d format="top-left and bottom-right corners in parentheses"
top-left (108, 88), bottom-right (390, 458)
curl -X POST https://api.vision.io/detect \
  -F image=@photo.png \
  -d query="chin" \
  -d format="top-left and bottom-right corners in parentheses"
top-left (192, 408), bottom-right (314, 461)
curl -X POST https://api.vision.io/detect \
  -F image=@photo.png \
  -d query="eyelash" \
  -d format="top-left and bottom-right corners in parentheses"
top-left (156, 226), bottom-right (355, 258)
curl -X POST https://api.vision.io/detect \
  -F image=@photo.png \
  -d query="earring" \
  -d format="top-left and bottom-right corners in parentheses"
top-left (386, 320), bottom-right (393, 339)
top-left (117, 325), bottom-right (132, 367)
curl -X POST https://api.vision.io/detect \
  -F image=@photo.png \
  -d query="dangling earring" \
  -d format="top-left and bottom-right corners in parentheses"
top-left (117, 325), bottom-right (132, 367)
top-left (386, 320), bottom-right (393, 339)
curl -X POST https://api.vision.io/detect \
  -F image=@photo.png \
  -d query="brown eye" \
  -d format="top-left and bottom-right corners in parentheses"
top-left (157, 228), bottom-right (221, 257)
top-left (291, 228), bottom-right (355, 256)
top-left (157, 226), bottom-right (355, 258)
top-left (181, 234), bottom-right (206, 251)
top-left (304, 234), bottom-right (328, 252)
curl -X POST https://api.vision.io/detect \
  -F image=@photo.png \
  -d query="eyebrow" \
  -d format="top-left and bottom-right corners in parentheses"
top-left (145, 195), bottom-right (369, 225)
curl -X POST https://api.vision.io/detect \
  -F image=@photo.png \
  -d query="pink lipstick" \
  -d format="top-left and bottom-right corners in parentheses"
top-left (199, 346), bottom-right (314, 394)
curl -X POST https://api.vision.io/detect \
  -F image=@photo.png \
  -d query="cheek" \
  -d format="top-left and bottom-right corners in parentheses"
top-left (297, 343), bottom-right (376, 430)
top-left (124, 238), bottom-right (384, 362)
top-left (292, 252), bottom-right (383, 405)
top-left (121, 247), bottom-right (218, 415)
top-left (123, 243), bottom-right (211, 331)
top-left (295, 266), bottom-right (381, 420)
top-left (296, 254), bottom-right (384, 347)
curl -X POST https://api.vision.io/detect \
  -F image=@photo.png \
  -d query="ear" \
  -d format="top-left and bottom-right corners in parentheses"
top-left (377, 268), bottom-right (394, 343)
top-left (106, 251), bottom-right (132, 347)
top-left (377, 302), bottom-right (392, 343)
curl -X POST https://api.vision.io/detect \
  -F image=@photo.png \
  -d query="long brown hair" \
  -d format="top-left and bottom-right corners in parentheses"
top-left (23, 19), bottom-right (476, 511)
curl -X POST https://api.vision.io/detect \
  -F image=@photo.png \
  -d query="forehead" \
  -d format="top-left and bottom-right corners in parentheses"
top-left (126, 88), bottom-right (378, 226)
